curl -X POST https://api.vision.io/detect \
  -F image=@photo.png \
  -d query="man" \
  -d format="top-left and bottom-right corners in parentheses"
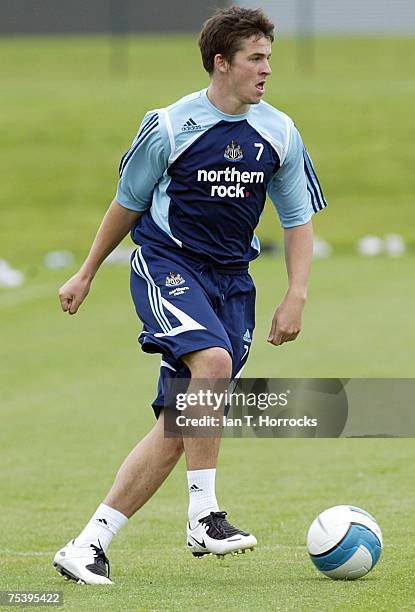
top-left (54, 6), bottom-right (327, 585)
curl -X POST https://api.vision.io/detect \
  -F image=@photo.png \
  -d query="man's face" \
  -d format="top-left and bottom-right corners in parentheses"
top-left (222, 36), bottom-right (272, 106)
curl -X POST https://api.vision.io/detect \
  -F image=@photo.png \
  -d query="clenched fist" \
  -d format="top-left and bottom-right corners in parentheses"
top-left (58, 272), bottom-right (92, 315)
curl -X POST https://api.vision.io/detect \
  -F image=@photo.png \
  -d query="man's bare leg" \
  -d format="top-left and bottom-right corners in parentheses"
top-left (101, 347), bottom-right (228, 527)
top-left (181, 347), bottom-right (257, 557)
top-left (72, 410), bottom-right (183, 548)
top-left (104, 410), bottom-right (184, 518)
top-left (180, 347), bottom-right (230, 525)
top-left (181, 347), bottom-right (231, 471)
top-left (69, 348), bottom-right (227, 560)
top-left (53, 411), bottom-right (184, 584)
top-left (104, 347), bottom-right (229, 520)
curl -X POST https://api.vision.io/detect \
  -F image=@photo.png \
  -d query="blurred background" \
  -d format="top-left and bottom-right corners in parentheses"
top-left (1, 3), bottom-right (415, 608)
top-left (1, 0), bottom-right (414, 262)
top-left (1, 0), bottom-right (414, 374)
top-left (1, 1), bottom-right (414, 377)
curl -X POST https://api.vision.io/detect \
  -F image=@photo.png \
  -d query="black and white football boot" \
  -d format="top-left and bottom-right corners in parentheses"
top-left (187, 511), bottom-right (257, 559)
top-left (53, 539), bottom-right (112, 585)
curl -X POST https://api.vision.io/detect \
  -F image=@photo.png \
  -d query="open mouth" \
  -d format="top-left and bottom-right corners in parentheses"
top-left (255, 81), bottom-right (266, 94)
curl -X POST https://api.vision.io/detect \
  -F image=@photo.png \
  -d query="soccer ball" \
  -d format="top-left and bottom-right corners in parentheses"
top-left (307, 505), bottom-right (383, 580)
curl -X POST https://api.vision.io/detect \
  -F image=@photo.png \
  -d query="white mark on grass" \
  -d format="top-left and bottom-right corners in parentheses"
top-left (0, 548), bottom-right (132, 557)
top-left (0, 550), bottom-right (54, 557)
top-left (0, 284), bottom-right (55, 308)
top-left (257, 545), bottom-right (307, 550)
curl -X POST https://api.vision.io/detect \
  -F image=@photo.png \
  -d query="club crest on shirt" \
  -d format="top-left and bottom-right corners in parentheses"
top-left (165, 272), bottom-right (185, 287)
top-left (224, 140), bottom-right (244, 162)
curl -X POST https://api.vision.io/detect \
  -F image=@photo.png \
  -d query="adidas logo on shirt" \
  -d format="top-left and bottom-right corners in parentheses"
top-left (182, 118), bottom-right (203, 132)
top-left (243, 329), bottom-right (252, 344)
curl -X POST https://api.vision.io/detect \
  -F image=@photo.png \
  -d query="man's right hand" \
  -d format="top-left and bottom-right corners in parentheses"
top-left (57, 200), bottom-right (141, 316)
top-left (58, 272), bottom-right (92, 315)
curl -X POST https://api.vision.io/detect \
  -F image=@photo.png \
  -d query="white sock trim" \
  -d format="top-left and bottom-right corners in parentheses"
top-left (97, 503), bottom-right (129, 534)
top-left (75, 502), bottom-right (128, 552)
top-left (187, 468), bottom-right (219, 524)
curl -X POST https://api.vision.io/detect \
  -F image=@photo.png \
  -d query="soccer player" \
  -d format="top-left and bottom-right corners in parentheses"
top-left (54, 6), bottom-right (327, 584)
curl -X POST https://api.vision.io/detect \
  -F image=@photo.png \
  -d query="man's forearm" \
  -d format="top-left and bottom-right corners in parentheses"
top-left (283, 220), bottom-right (313, 300)
top-left (79, 199), bottom-right (142, 280)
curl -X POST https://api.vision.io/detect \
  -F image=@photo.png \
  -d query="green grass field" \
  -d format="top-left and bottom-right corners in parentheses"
top-left (1, 34), bottom-right (414, 611)
top-left (1, 256), bottom-right (414, 610)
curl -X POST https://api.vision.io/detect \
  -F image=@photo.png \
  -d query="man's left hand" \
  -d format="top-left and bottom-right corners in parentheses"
top-left (267, 294), bottom-right (306, 346)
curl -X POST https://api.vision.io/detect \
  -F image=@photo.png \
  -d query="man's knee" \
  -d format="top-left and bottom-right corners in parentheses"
top-left (154, 413), bottom-right (184, 460)
top-left (162, 437), bottom-right (184, 464)
top-left (183, 347), bottom-right (232, 378)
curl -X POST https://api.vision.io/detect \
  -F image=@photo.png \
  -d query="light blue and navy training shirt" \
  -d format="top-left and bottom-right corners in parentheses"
top-left (116, 88), bottom-right (327, 268)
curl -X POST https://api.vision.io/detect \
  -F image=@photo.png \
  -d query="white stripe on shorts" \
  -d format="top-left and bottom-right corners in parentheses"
top-left (161, 359), bottom-right (177, 372)
top-left (132, 250), bottom-right (172, 334)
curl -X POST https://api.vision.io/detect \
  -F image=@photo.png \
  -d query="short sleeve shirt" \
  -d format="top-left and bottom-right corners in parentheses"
top-left (116, 89), bottom-right (327, 267)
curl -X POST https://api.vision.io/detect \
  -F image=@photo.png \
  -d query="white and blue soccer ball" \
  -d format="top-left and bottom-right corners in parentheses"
top-left (307, 505), bottom-right (383, 580)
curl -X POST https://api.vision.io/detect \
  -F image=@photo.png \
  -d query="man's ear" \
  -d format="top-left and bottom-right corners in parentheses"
top-left (213, 53), bottom-right (230, 74)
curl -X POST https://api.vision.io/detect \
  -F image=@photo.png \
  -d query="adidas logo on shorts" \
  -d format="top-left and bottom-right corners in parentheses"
top-left (243, 329), bottom-right (252, 343)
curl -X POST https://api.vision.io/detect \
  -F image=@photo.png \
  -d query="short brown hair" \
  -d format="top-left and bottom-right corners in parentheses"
top-left (198, 6), bottom-right (274, 74)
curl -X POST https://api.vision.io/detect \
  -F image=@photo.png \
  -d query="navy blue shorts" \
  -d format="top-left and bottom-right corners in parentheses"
top-left (130, 245), bottom-right (256, 415)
